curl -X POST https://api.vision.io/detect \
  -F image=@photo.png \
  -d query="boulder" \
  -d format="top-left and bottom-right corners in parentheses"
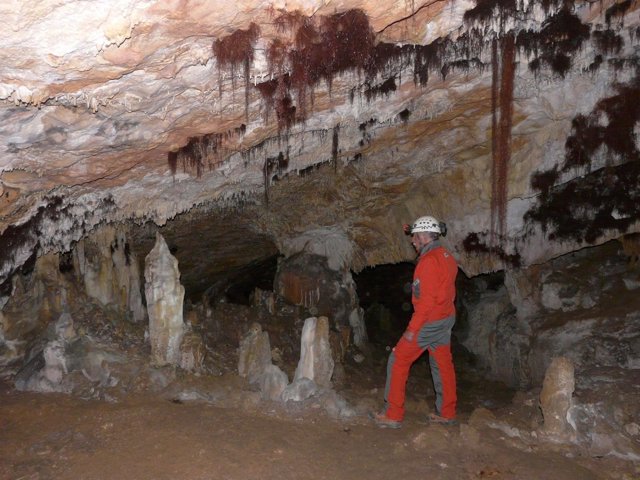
top-left (259, 364), bottom-right (289, 401)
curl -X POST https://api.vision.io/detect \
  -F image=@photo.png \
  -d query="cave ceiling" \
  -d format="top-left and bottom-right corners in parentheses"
top-left (1, 0), bottom-right (640, 290)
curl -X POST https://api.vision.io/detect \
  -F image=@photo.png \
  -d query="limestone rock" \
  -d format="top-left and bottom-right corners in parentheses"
top-left (540, 357), bottom-right (575, 440)
top-left (179, 329), bottom-right (206, 373)
top-left (144, 233), bottom-right (185, 366)
top-left (320, 389), bottom-right (356, 419)
top-left (1, 254), bottom-right (68, 373)
top-left (14, 311), bottom-right (75, 392)
top-left (250, 288), bottom-right (275, 314)
top-left (274, 252), bottom-right (359, 327)
top-left (259, 364), bottom-right (289, 401)
top-left (294, 316), bottom-right (334, 388)
top-left (75, 225), bottom-right (146, 323)
top-left (349, 307), bottom-right (368, 348)
top-left (237, 322), bottom-right (271, 384)
top-left (281, 377), bottom-right (318, 403)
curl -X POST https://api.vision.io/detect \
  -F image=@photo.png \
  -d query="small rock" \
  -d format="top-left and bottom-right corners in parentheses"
top-left (282, 377), bottom-right (318, 402)
top-left (259, 364), bottom-right (289, 402)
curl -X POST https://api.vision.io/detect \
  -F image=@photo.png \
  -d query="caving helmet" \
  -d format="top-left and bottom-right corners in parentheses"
top-left (410, 215), bottom-right (447, 236)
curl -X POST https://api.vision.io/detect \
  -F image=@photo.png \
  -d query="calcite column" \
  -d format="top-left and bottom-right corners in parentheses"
top-left (144, 233), bottom-right (185, 366)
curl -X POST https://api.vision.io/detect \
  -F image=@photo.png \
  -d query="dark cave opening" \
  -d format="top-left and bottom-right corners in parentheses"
top-left (222, 254), bottom-right (280, 305)
top-left (353, 261), bottom-right (487, 362)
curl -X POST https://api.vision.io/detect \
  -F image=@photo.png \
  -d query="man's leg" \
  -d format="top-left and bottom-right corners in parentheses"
top-left (417, 316), bottom-right (457, 420)
top-left (383, 334), bottom-right (424, 421)
top-left (428, 343), bottom-right (457, 419)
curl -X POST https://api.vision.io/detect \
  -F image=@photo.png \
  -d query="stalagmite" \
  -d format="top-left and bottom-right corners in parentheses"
top-left (74, 226), bottom-right (146, 323)
top-left (237, 322), bottom-right (272, 384)
top-left (293, 316), bottom-right (334, 387)
top-left (540, 356), bottom-right (575, 440)
top-left (144, 233), bottom-right (185, 366)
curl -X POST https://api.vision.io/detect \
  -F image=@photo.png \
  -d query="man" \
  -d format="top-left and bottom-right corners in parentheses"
top-left (373, 215), bottom-right (458, 428)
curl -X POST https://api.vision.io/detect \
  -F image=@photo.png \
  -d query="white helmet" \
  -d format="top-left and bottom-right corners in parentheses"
top-left (411, 215), bottom-right (442, 234)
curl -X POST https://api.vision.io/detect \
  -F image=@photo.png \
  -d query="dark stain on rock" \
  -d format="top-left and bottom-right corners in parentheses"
top-left (462, 231), bottom-right (522, 267)
top-left (526, 74), bottom-right (640, 243)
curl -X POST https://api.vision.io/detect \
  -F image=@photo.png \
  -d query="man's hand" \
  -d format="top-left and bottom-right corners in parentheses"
top-left (403, 223), bottom-right (411, 235)
top-left (402, 330), bottom-right (414, 342)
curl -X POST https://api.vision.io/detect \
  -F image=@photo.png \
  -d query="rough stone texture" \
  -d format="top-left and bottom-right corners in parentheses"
top-left (0, 254), bottom-right (68, 374)
top-left (2, 0), bottom-right (640, 292)
top-left (14, 311), bottom-right (76, 393)
top-left (179, 328), bottom-right (206, 373)
top-left (281, 377), bottom-right (318, 403)
top-left (274, 253), bottom-right (358, 327)
top-left (237, 322), bottom-right (272, 384)
top-left (144, 233), bottom-right (185, 366)
top-left (349, 307), bottom-right (368, 348)
top-left (540, 357), bottom-right (575, 440)
top-left (259, 364), bottom-right (289, 402)
top-left (73, 225), bottom-right (146, 323)
top-left (293, 316), bottom-right (334, 388)
top-left (458, 241), bottom-right (640, 387)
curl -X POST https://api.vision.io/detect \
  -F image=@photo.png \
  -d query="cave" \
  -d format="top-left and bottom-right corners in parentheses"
top-left (1, 0), bottom-right (640, 478)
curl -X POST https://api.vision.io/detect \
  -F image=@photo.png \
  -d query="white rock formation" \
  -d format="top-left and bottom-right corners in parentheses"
top-left (294, 316), bottom-right (334, 387)
top-left (74, 225), bottom-right (146, 322)
top-left (281, 377), bottom-right (318, 403)
top-left (349, 307), bottom-right (368, 348)
top-left (144, 233), bottom-right (185, 366)
top-left (540, 357), bottom-right (575, 440)
top-left (259, 364), bottom-right (289, 402)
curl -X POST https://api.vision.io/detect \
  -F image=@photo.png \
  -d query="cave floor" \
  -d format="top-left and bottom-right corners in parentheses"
top-left (0, 366), bottom-right (634, 480)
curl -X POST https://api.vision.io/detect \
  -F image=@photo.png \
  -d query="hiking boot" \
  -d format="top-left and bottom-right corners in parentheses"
top-left (428, 413), bottom-right (457, 426)
top-left (370, 411), bottom-right (402, 429)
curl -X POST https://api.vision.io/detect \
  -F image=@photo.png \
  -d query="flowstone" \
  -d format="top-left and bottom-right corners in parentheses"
top-left (74, 225), bottom-right (146, 323)
top-left (144, 233), bottom-right (185, 366)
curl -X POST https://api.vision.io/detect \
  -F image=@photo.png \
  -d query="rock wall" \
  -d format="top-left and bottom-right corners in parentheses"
top-left (1, 0), bottom-right (640, 288)
top-left (458, 241), bottom-right (640, 387)
top-left (73, 225), bottom-right (146, 323)
top-left (274, 251), bottom-right (359, 328)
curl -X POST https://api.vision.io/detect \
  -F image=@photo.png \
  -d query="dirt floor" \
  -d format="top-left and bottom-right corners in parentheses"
top-left (1, 353), bottom-right (637, 480)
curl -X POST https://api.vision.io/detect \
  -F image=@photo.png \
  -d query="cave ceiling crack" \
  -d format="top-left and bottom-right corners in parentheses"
top-left (377, 0), bottom-right (449, 36)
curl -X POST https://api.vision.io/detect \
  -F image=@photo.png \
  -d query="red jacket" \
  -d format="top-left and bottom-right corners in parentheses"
top-left (407, 241), bottom-right (458, 333)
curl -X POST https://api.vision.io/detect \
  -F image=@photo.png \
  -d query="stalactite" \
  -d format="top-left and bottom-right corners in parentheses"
top-left (332, 123), bottom-right (340, 172)
top-left (490, 39), bottom-right (499, 249)
top-left (212, 23), bottom-right (260, 123)
top-left (490, 33), bottom-right (516, 253)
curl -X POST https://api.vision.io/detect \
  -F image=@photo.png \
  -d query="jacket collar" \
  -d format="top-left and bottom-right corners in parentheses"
top-left (419, 239), bottom-right (441, 257)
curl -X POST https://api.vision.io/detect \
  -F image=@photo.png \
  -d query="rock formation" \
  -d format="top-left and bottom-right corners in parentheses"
top-left (73, 225), bottom-right (146, 323)
top-left (294, 316), bottom-right (335, 388)
top-left (144, 233), bottom-right (185, 366)
top-left (237, 322), bottom-right (272, 384)
top-left (540, 357), bottom-right (575, 440)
